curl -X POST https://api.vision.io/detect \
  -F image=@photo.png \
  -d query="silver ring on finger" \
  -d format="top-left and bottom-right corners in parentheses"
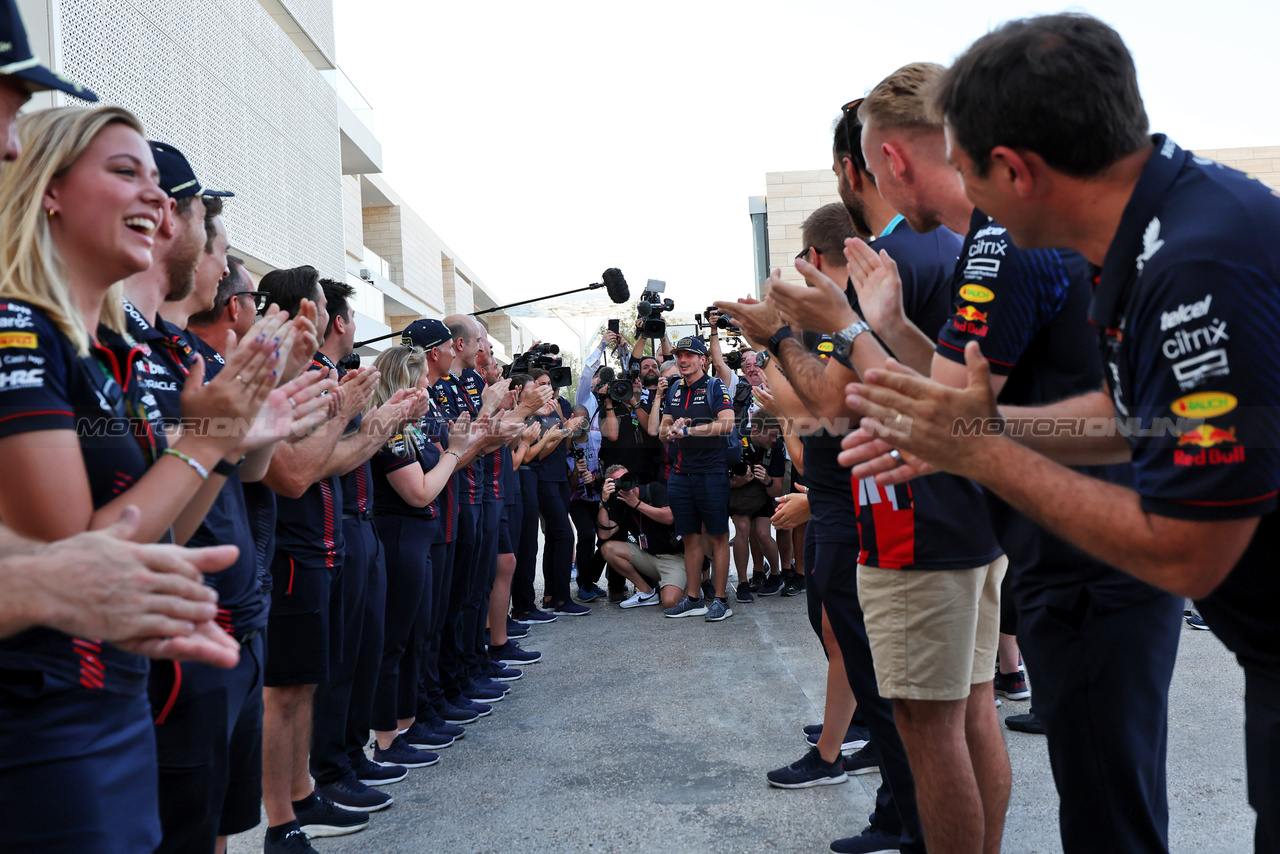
top-left (890, 412), bottom-right (905, 428)
top-left (889, 449), bottom-right (903, 464)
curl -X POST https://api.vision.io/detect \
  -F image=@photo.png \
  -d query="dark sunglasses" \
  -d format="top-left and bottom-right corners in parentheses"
top-left (839, 97), bottom-right (866, 167)
top-left (232, 290), bottom-right (271, 313)
top-left (795, 246), bottom-right (822, 263)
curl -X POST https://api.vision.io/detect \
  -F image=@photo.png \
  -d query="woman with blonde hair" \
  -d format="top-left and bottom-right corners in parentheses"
top-left (367, 344), bottom-right (473, 768)
top-left (0, 107), bottom-right (321, 851)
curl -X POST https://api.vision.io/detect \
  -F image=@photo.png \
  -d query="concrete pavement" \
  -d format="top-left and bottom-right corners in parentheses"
top-left (230, 589), bottom-right (1251, 853)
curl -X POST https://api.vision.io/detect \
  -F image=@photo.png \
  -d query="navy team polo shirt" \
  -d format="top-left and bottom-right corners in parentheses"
top-left (663, 372), bottom-right (733, 474)
top-left (1092, 135), bottom-right (1280, 666)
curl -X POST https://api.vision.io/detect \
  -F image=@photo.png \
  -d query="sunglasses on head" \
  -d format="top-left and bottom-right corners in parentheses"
top-left (795, 246), bottom-right (822, 263)
top-left (839, 97), bottom-right (866, 169)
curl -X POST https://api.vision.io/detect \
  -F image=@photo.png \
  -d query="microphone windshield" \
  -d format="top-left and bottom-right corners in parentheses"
top-left (602, 268), bottom-right (629, 304)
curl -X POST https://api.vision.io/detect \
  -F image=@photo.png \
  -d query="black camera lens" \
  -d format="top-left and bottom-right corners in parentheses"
top-left (724, 350), bottom-right (743, 370)
top-left (616, 473), bottom-right (637, 492)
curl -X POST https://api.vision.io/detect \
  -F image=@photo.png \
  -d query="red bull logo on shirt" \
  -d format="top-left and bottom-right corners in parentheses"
top-left (1174, 424), bottom-right (1243, 466)
top-left (956, 305), bottom-right (989, 323)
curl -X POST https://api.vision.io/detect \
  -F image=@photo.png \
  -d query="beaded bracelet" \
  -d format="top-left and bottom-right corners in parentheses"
top-left (163, 448), bottom-right (210, 481)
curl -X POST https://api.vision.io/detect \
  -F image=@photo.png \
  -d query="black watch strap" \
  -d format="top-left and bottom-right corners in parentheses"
top-left (767, 326), bottom-right (794, 357)
top-left (213, 456), bottom-right (245, 477)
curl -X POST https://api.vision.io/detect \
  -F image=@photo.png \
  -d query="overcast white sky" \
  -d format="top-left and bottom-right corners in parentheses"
top-left (333, 0), bottom-right (1280, 350)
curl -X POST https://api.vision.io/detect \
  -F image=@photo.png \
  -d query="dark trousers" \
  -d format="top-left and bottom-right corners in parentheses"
top-left (467, 499), bottom-right (502, 678)
top-left (811, 537), bottom-right (925, 853)
top-left (537, 477), bottom-right (574, 605)
top-left (512, 469), bottom-right (538, 614)
top-left (311, 517), bottom-right (378, 785)
top-left (1015, 567), bottom-right (1183, 854)
top-left (1243, 663), bottom-right (1280, 854)
top-left (440, 502), bottom-right (480, 698)
top-left (569, 498), bottom-right (610, 589)
top-left (344, 520), bottom-right (385, 768)
top-left (370, 514), bottom-right (436, 731)
top-left (418, 537), bottom-right (454, 719)
top-left (150, 635), bottom-right (263, 853)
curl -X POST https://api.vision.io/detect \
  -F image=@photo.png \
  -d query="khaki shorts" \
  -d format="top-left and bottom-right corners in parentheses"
top-left (627, 542), bottom-right (687, 592)
top-left (857, 556), bottom-right (1008, 701)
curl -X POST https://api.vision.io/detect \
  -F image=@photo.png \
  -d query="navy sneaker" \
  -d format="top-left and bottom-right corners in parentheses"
top-left (758, 574), bottom-right (785, 596)
top-left (401, 721), bottom-right (454, 750)
top-left (749, 570), bottom-right (766, 592)
top-left (767, 747), bottom-right (848, 789)
top-left (352, 753), bottom-right (407, 786)
top-left (424, 715), bottom-right (465, 740)
top-left (514, 608), bottom-right (557, 624)
top-left (1184, 609), bottom-right (1211, 630)
top-left (577, 584), bottom-right (606, 602)
top-left (464, 683), bottom-right (506, 703)
top-left (292, 791), bottom-right (369, 838)
top-left (317, 776), bottom-right (393, 813)
top-left (843, 743), bottom-right (880, 776)
top-left (735, 581), bottom-right (755, 603)
top-left (485, 660), bottom-right (524, 681)
top-left (993, 669), bottom-right (1031, 700)
top-left (490, 640), bottom-right (542, 665)
top-left (705, 597), bottom-right (733, 622)
top-left (830, 823), bottom-right (901, 854)
top-left (263, 823), bottom-right (320, 854)
top-left (806, 723), bottom-right (870, 752)
top-left (1005, 711), bottom-right (1046, 734)
top-left (803, 722), bottom-right (823, 737)
top-left (664, 596), bottom-right (708, 618)
top-left (552, 600), bottom-right (591, 616)
top-left (701, 579), bottom-right (716, 601)
top-left (448, 695), bottom-right (492, 718)
top-left (436, 702), bottom-right (479, 725)
top-left (506, 620), bottom-right (529, 639)
top-left (372, 735), bottom-right (439, 769)
top-left (472, 675), bottom-right (511, 695)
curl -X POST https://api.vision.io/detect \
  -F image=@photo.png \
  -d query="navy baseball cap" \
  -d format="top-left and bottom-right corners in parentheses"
top-left (149, 140), bottom-right (234, 201)
top-left (0, 0), bottom-right (96, 102)
top-left (674, 336), bottom-right (707, 355)
top-left (402, 318), bottom-right (451, 351)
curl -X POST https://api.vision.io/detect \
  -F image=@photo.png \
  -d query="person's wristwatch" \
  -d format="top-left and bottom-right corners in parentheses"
top-left (755, 349), bottom-right (771, 371)
top-left (831, 320), bottom-right (871, 369)
top-left (766, 326), bottom-right (794, 357)
top-left (213, 456), bottom-right (245, 477)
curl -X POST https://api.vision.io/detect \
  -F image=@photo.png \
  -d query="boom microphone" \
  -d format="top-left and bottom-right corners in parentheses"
top-left (602, 268), bottom-right (629, 304)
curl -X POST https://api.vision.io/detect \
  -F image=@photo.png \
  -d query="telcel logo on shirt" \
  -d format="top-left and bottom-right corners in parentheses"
top-left (958, 284), bottom-right (995, 303)
top-left (0, 332), bottom-right (37, 349)
top-left (1170, 391), bottom-right (1237, 418)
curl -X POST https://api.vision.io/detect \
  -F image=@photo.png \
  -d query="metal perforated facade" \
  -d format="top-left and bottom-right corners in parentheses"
top-left (275, 0), bottom-right (335, 63)
top-left (52, 0), bottom-right (345, 278)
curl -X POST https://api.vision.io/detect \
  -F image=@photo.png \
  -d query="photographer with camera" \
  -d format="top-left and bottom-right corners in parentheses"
top-left (598, 364), bottom-right (659, 487)
top-left (657, 336), bottom-right (736, 622)
top-left (567, 405), bottom-right (609, 602)
top-left (728, 413), bottom-right (786, 603)
top-left (576, 326), bottom-right (633, 422)
top-left (596, 466), bottom-right (686, 610)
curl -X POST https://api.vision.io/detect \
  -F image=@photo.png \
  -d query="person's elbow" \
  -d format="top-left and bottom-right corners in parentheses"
top-left (1169, 557), bottom-right (1236, 601)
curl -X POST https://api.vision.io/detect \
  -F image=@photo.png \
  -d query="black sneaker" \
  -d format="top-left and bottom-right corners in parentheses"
top-left (782, 568), bottom-right (805, 596)
top-left (608, 588), bottom-right (628, 603)
top-left (372, 735), bottom-right (439, 768)
top-left (993, 669), bottom-right (1030, 700)
top-left (830, 823), bottom-right (901, 854)
top-left (264, 823), bottom-right (320, 854)
top-left (759, 574), bottom-right (784, 596)
top-left (735, 581), bottom-right (755, 603)
top-left (701, 579), bottom-right (716, 601)
top-left (514, 608), bottom-right (557, 624)
top-left (766, 747), bottom-right (848, 789)
top-left (1005, 711), bottom-right (1046, 734)
top-left (552, 600), bottom-right (591, 616)
top-left (749, 570), bottom-right (766, 592)
top-left (806, 723), bottom-right (869, 752)
top-left (352, 753), bottom-right (407, 786)
top-left (447, 695), bottom-right (492, 717)
top-left (292, 791), bottom-right (369, 838)
top-left (402, 721), bottom-right (454, 750)
top-left (317, 776), bottom-right (393, 813)
top-left (842, 743), bottom-right (880, 776)
top-left (506, 619), bottom-right (529, 639)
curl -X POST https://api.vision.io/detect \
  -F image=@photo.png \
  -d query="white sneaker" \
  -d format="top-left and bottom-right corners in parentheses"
top-left (620, 589), bottom-right (661, 609)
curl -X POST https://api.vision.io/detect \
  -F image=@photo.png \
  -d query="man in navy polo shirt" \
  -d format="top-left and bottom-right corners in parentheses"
top-left (845, 15), bottom-right (1280, 852)
top-left (658, 336), bottom-right (736, 622)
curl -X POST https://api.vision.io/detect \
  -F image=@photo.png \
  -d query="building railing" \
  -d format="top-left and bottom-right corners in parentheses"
top-left (321, 67), bottom-right (375, 134)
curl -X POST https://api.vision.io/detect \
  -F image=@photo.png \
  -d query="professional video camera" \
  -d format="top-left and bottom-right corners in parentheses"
top-left (637, 278), bottom-right (675, 339)
top-left (510, 342), bottom-right (572, 388)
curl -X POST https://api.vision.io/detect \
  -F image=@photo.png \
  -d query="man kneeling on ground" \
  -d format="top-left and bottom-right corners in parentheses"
top-left (596, 465), bottom-right (687, 609)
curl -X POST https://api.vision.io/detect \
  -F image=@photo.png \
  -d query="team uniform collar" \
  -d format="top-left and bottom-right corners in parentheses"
top-left (1090, 135), bottom-right (1187, 332)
